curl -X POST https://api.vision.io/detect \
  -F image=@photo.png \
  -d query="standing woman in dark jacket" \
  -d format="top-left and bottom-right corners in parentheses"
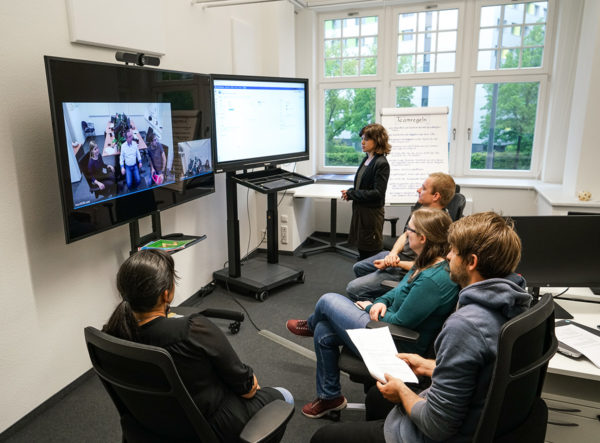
top-left (342, 123), bottom-right (391, 260)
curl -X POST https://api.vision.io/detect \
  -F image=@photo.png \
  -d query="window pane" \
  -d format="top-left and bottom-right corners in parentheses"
top-left (398, 8), bottom-right (458, 75)
top-left (479, 28), bottom-right (499, 49)
top-left (480, 6), bottom-right (501, 27)
top-left (361, 16), bottom-right (378, 35)
top-left (324, 16), bottom-right (378, 78)
top-left (343, 38), bottom-right (359, 57)
top-left (342, 58), bottom-right (359, 76)
top-left (324, 39), bottom-right (341, 58)
top-left (437, 52), bottom-right (455, 72)
top-left (522, 47), bottom-right (543, 67)
top-left (478, 50), bottom-right (498, 70)
top-left (324, 88), bottom-right (376, 167)
top-left (500, 48), bottom-right (520, 68)
top-left (471, 82), bottom-right (539, 170)
top-left (325, 19), bottom-right (341, 39)
top-left (504, 4), bottom-right (525, 25)
top-left (477, 2), bottom-right (547, 71)
top-left (502, 26), bottom-right (522, 47)
top-left (418, 11), bottom-right (437, 32)
top-left (438, 9), bottom-right (458, 30)
top-left (416, 53), bottom-right (435, 73)
top-left (325, 59), bottom-right (341, 77)
top-left (524, 25), bottom-right (545, 46)
top-left (343, 18), bottom-right (360, 37)
top-left (398, 55), bottom-right (415, 73)
top-left (437, 31), bottom-right (457, 52)
top-left (361, 36), bottom-right (377, 56)
top-left (360, 57), bottom-right (377, 75)
top-left (417, 33), bottom-right (437, 53)
top-left (399, 13), bottom-right (417, 31)
top-left (526, 2), bottom-right (547, 23)
top-left (398, 33), bottom-right (416, 54)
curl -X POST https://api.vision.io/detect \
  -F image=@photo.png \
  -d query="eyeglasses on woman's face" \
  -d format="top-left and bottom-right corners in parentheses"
top-left (405, 226), bottom-right (419, 235)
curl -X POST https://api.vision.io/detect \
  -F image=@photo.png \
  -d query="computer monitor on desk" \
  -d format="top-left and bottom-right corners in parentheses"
top-left (510, 215), bottom-right (600, 312)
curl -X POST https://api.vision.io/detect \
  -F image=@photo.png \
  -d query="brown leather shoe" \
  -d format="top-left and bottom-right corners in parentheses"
top-left (302, 396), bottom-right (347, 418)
top-left (286, 319), bottom-right (313, 337)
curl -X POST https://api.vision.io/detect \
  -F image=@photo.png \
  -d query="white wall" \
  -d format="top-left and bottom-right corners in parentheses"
top-left (0, 0), bottom-right (296, 433)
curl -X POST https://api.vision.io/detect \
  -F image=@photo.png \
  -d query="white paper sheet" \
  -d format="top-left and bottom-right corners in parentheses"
top-left (555, 324), bottom-right (600, 368)
top-left (346, 327), bottom-right (419, 384)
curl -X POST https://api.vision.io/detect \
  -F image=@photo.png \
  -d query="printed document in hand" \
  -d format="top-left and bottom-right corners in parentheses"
top-left (346, 327), bottom-right (418, 384)
top-left (555, 323), bottom-right (600, 368)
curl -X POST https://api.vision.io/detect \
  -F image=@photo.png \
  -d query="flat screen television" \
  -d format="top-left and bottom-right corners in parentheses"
top-left (45, 56), bottom-right (215, 243)
top-left (510, 215), bottom-right (600, 291)
top-left (211, 74), bottom-right (309, 171)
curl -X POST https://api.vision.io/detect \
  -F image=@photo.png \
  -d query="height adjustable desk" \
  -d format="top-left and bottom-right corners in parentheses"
top-left (293, 183), bottom-right (358, 259)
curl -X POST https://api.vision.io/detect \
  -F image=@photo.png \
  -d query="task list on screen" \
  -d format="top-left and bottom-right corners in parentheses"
top-left (213, 80), bottom-right (306, 164)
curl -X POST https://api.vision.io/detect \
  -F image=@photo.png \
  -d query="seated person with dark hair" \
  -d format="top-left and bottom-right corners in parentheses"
top-left (86, 140), bottom-right (115, 196)
top-left (147, 133), bottom-right (166, 185)
top-left (311, 212), bottom-right (531, 443)
top-left (102, 250), bottom-right (294, 442)
top-left (347, 172), bottom-right (456, 302)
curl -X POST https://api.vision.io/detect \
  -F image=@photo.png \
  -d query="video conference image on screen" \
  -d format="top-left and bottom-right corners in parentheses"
top-left (63, 102), bottom-right (213, 209)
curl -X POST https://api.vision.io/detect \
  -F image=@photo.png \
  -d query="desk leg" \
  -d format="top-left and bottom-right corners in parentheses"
top-left (329, 198), bottom-right (337, 247)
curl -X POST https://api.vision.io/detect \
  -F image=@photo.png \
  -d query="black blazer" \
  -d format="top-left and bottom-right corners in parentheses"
top-left (346, 154), bottom-right (390, 208)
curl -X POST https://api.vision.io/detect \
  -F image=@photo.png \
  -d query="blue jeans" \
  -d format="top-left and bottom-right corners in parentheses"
top-left (124, 164), bottom-right (141, 190)
top-left (346, 251), bottom-right (407, 301)
top-left (308, 293), bottom-right (370, 399)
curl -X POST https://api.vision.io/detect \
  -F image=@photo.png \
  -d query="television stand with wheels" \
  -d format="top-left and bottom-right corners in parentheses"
top-left (213, 169), bottom-right (309, 301)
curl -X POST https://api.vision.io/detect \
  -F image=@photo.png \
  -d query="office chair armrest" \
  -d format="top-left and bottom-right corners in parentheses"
top-left (381, 279), bottom-right (399, 289)
top-left (200, 308), bottom-right (245, 323)
top-left (384, 216), bottom-right (399, 237)
top-left (366, 320), bottom-right (420, 342)
top-left (239, 399), bottom-right (294, 443)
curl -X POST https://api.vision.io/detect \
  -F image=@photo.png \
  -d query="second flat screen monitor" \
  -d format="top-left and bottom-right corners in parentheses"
top-left (212, 75), bottom-right (309, 171)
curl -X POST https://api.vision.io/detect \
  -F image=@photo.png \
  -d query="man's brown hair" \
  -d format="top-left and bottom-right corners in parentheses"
top-left (448, 212), bottom-right (521, 279)
top-left (428, 172), bottom-right (456, 207)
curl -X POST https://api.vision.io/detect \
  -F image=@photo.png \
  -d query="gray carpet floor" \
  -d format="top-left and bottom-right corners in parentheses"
top-left (1, 249), bottom-right (371, 443)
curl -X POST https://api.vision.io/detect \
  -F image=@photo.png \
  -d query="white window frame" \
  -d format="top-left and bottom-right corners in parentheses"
top-left (315, 0), bottom-right (556, 179)
top-left (390, 1), bottom-right (466, 82)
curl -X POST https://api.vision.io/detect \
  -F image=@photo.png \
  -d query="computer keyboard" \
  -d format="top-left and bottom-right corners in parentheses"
top-left (261, 178), bottom-right (294, 189)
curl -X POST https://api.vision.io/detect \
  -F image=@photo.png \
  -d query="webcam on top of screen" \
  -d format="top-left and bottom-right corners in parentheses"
top-left (115, 51), bottom-right (160, 67)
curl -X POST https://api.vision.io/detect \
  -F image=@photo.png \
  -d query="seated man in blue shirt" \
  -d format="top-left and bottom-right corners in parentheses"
top-left (312, 212), bottom-right (531, 443)
top-left (347, 172), bottom-right (456, 301)
top-left (119, 128), bottom-right (142, 190)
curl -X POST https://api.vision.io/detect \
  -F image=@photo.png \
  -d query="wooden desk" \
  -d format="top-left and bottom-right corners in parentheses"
top-left (102, 119), bottom-right (148, 156)
top-left (542, 291), bottom-right (600, 442)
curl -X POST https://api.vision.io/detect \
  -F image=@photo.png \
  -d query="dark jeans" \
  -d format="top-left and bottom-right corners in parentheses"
top-left (310, 385), bottom-right (402, 443)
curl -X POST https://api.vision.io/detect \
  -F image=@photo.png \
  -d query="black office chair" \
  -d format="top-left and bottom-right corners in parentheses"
top-left (382, 185), bottom-right (466, 251)
top-left (82, 121), bottom-right (95, 138)
top-left (84, 326), bottom-right (294, 443)
top-left (472, 293), bottom-right (557, 442)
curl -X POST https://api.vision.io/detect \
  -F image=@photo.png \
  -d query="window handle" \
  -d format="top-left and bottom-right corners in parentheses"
top-left (452, 128), bottom-right (456, 141)
top-left (467, 128), bottom-right (471, 140)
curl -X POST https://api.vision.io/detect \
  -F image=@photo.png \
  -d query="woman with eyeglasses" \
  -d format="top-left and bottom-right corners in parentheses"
top-left (286, 208), bottom-right (459, 419)
top-left (341, 123), bottom-right (391, 260)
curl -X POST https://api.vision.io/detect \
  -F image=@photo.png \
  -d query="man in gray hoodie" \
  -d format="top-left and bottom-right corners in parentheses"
top-left (311, 212), bottom-right (531, 443)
